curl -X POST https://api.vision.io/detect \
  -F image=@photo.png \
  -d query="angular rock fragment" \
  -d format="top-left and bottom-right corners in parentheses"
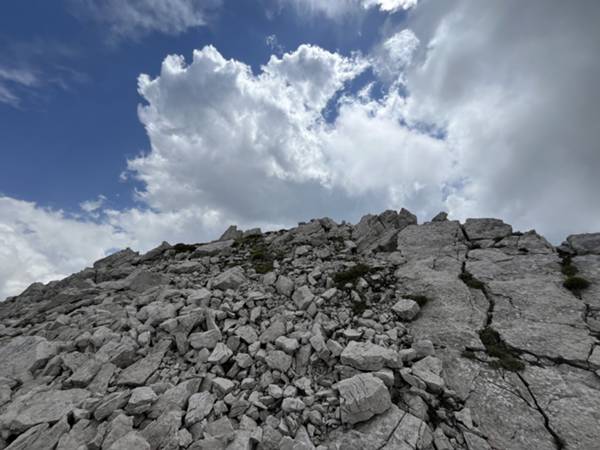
top-left (117, 341), bottom-right (169, 386)
top-left (213, 266), bottom-right (246, 290)
top-left (336, 373), bottom-right (391, 424)
top-left (391, 298), bottom-right (420, 321)
top-left (340, 341), bottom-right (401, 371)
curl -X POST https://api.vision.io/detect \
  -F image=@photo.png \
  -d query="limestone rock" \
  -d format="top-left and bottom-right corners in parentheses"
top-left (336, 373), bottom-right (391, 424)
top-left (213, 266), bottom-right (246, 290)
top-left (391, 298), bottom-right (420, 321)
top-left (340, 341), bottom-right (401, 371)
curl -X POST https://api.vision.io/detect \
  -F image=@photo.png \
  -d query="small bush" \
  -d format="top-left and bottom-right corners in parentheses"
top-left (561, 264), bottom-right (578, 276)
top-left (405, 294), bottom-right (430, 307)
top-left (461, 349), bottom-right (478, 360)
top-left (563, 276), bottom-right (590, 292)
top-left (172, 243), bottom-right (197, 254)
top-left (333, 263), bottom-right (371, 287)
top-left (254, 261), bottom-right (274, 274)
top-left (478, 327), bottom-right (524, 372)
top-left (351, 299), bottom-right (368, 316)
top-left (459, 271), bottom-right (485, 290)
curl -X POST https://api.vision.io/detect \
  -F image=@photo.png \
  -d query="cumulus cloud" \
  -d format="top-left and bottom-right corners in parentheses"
top-left (68, 0), bottom-right (221, 41)
top-left (128, 40), bottom-right (448, 227)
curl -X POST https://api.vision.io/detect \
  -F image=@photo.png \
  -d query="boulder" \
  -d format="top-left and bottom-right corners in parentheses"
top-left (336, 373), bottom-right (391, 424)
top-left (213, 266), bottom-right (246, 290)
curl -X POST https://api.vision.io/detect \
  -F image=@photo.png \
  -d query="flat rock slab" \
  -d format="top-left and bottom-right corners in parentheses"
top-left (463, 218), bottom-right (512, 241)
top-left (212, 266), bottom-right (246, 290)
top-left (117, 341), bottom-right (170, 386)
top-left (333, 405), bottom-right (433, 450)
top-left (1, 388), bottom-right (90, 432)
top-left (0, 336), bottom-right (57, 379)
top-left (340, 341), bottom-right (401, 371)
top-left (336, 373), bottom-right (391, 425)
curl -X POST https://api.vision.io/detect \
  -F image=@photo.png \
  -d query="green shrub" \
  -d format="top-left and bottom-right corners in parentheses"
top-left (404, 294), bottom-right (430, 307)
top-left (561, 264), bottom-right (578, 276)
top-left (351, 299), bottom-right (368, 316)
top-left (563, 276), bottom-right (590, 292)
top-left (459, 271), bottom-right (485, 290)
top-left (172, 243), bottom-right (197, 254)
top-left (478, 327), bottom-right (524, 372)
top-left (333, 263), bottom-right (371, 287)
top-left (254, 261), bottom-right (274, 274)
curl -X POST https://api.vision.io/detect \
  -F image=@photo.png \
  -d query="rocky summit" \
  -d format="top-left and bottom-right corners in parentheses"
top-left (0, 210), bottom-right (599, 450)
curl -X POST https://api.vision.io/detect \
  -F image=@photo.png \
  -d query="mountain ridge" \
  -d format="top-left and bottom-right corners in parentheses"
top-left (0, 209), bottom-right (598, 449)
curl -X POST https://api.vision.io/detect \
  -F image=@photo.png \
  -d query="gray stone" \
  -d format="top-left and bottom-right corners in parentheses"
top-left (260, 319), bottom-right (286, 343)
top-left (334, 405), bottom-right (433, 449)
top-left (148, 378), bottom-right (200, 419)
top-left (265, 350), bottom-right (292, 372)
top-left (190, 329), bottom-right (222, 350)
top-left (208, 342), bottom-right (233, 365)
top-left (94, 390), bottom-right (131, 421)
top-left (391, 298), bottom-right (420, 321)
top-left (275, 276), bottom-right (295, 297)
top-left (117, 341), bottom-right (169, 386)
top-left (336, 373), bottom-right (391, 424)
top-left (102, 414), bottom-right (133, 449)
top-left (185, 391), bottom-right (215, 426)
top-left (566, 233), bottom-right (600, 255)
top-left (463, 218), bottom-right (513, 241)
top-left (0, 336), bottom-right (58, 379)
top-left (107, 432), bottom-right (151, 450)
top-left (340, 341), bottom-right (401, 371)
top-left (141, 410), bottom-right (182, 450)
top-left (0, 388), bottom-right (90, 432)
top-left (126, 387), bottom-right (158, 415)
top-left (235, 325), bottom-right (259, 344)
top-left (213, 266), bottom-right (246, 290)
top-left (292, 286), bottom-right (315, 310)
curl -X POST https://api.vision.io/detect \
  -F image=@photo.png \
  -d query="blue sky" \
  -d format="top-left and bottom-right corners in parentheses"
top-left (0, 0), bottom-right (395, 212)
top-left (1, 0), bottom-right (599, 298)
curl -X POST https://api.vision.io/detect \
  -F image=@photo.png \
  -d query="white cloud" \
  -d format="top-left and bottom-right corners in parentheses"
top-left (0, 66), bottom-right (39, 106)
top-left (400, 0), bottom-right (600, 242)
top-left (278, 0), bottom-right (418, 19)
top-left (0, 196), bottom-right (130, 299)
top-left (128, 41), bottom-right (448, 227)
top-left (79, 194), bottom-right (107, 213)
top-left (68, 0), bottom-right (221, 41)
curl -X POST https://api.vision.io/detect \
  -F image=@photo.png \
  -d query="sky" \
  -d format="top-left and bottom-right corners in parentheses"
top-left (1, 0), bottom-right (599, 299)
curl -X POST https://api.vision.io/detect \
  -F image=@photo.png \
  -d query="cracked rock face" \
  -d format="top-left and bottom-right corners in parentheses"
top-left (0, 209), bottom-right (599, 450)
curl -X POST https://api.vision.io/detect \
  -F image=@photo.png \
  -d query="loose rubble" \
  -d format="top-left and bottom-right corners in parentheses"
top-left (0, 210), bottom-right (598, 449)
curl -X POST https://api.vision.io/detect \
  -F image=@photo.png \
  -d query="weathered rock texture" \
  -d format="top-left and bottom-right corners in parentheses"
top-left (0, 211), bottom-right (598, 450)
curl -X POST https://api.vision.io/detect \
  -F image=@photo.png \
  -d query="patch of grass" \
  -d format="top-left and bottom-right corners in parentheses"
top-left (351, 299), bottom-right (368, 316)
top-left (254, 261), bottom-right (274, 274)
top-left (333, 263), bottom-right (371, 287)
top-left (478, 327), bottom-right (524, 372)
top-left (461, 349), bottom-right (478, 360)
top-left (459, 271), bottom-right (485, 290)
top-left (404, 294), bottom-right (430, 307)
top-left (171, 243), bottom-right (198, 254)
top-left (560, 255), bottom-right (579, 277)
top-left (563, 276), bottom-right (590, 292)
